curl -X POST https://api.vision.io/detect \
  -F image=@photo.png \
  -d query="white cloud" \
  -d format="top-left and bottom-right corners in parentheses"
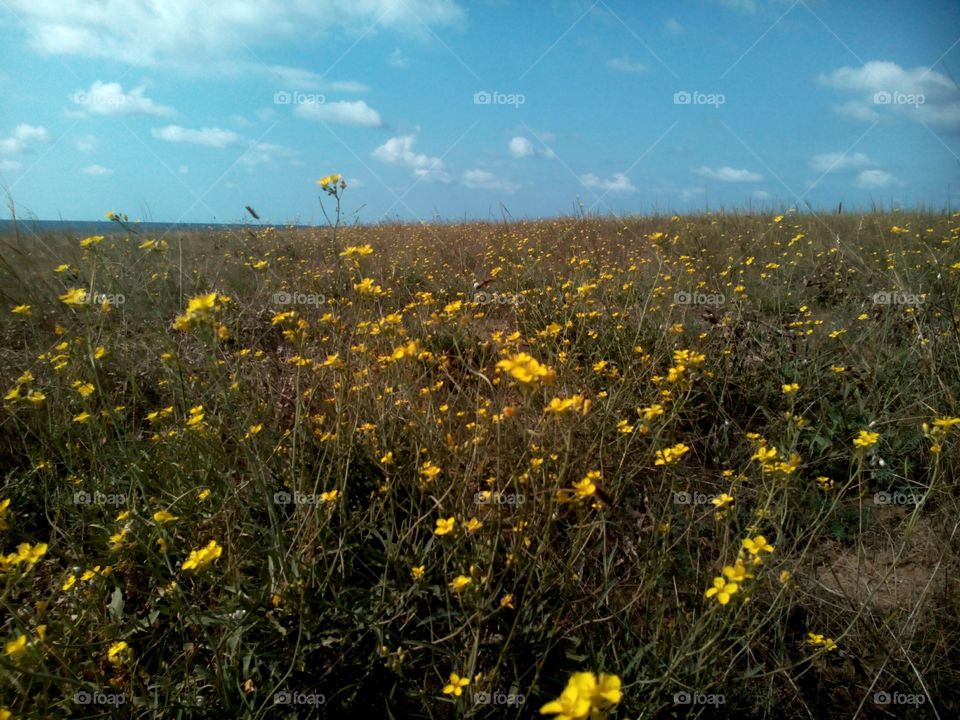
top-left (75, 134), bottom-right (98, 152)
top-left (509, 136), bottom-right (534, 158)
top-left (389, 49), bottom-right (409, 68)
top-left (832, 100), bottom-right (880, 123)
top-left (694, 166), bottom-right (762, 182)
top-left (818, 61), bottom-right (960, 130)
top-left (265, 65), bottom-right (367, 93)
top-left (238, 142), bottom-right (298, 168)
top-left (178, 165), bottom-right (189, 174)
top-left (664, 18), bottom-right (683, 35)
top-left (6, 1), bottom-right (465, 67)
top-left (372, 132), bottom-right (448, 181)
top-left (716, 0), bottom-right (758, 13)
top-left (81, 164), bottom-right (113, 176)
top-left (856, 169), bottom-right (900, 189)
top-left (0, 124), bottom-right (51, 154)
top-left (751, 190), bottom-right (771, 199)
top-left (809, 152), bottom-right (873, 173)
top-left (0, 159), bottom-right (22, 171)
top-left (462, 169), bottom-right (518, 193)
top-left (294, 100), bottom-right (382, 127)
top-left (151, 125), bottom-right (242, 148)
top-left (580, 172), bottom-right (637, 194)
top-left (607, 56), bottom-right (648, 74)
top-left (70, 81), bottom-right (174, 116)
top-left (509, 133), bottom-right (555, 159)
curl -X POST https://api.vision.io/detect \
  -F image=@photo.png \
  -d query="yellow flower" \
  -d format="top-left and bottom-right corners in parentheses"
top-left (449, 575), bottom-right (471, 592)
top-left (353, 277), bottom-right (383, 295)
top-left (781, 383), bottom-right (800, 395)
top-left (4, 635), bottom-right (27, 657)
top-left (79, 235), bottom-right (105, 248)
top-left (639, 404), bottom-right (665, 421)
top-left (496, 352), bottom-right (556, 385)
top-left (197, 489), bottom-right (211, 502)
top-left (806, 632), bottom-right (838, 651)
top-left (442, 673), bottom-right (470, 696)
top-left (572, 470), bottom-right (600, 499)
top-left (411, 565), bottom-right (425, 580)
top-left (654, 443), bottom-right (689, 466)
top-left (173, 292), bottom-right (219, 330)
top-left (320, 489), bottom-right (339, 503)
top-left (317, 173), bottom-right (342, 188)
top-left (152, 510), bottom-right (179, 524)
top-left (742, 535), bottom-right (775, 555)
top-left (107, 640), bottom-right (131, 665)
top-left (540, 671), bottom-right (621, 718)
top-left (463, 517), bottom-right (483, 533)
top-left (11, 542), bottom-right (48, 566)
top-left (705, 576), bottom-right (739, 604)
top-left (711, 493), bottom-right (734, 508)
top-left (751, 446), bottom-right (778, 462)
top-left (72, 381), bottom-right (95, 397)
top-left (11, 304), bottom-right (31, 316)
top-left (339, 244), bottom-right (373, 258)
top-left (181, 540), bottom-right (223, 572)
top-left (722, 559), bottom-right (753, 582)
top-left (0, 498), bottom-right (10, 530)
top-left (853, 429), bottom-right (879, 449)
top-left (434, 516), bottom-right (456, 536)
top-left (544, 395), bottom-right (590, 416)
top-left (419, 460), bottom-right (441, 481)
top-left (59, 288), bottom-right (88, 306)
top-left (62, 574), bottom-right (77, 591)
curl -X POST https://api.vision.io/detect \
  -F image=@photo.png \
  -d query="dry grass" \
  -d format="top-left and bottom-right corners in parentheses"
top-left (1, 211), bottom-right (959, 718)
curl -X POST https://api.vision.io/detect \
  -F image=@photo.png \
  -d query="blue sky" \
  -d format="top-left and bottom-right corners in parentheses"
top-left (1, 0), bottom-right (958, 223)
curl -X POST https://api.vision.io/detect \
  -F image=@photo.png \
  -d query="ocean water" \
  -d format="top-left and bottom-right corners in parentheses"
top-left (0, 219), bottom-right (268, 236)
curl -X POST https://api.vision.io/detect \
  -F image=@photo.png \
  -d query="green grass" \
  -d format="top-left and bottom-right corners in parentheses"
top-left (0, 210), bottom-right (958, 718)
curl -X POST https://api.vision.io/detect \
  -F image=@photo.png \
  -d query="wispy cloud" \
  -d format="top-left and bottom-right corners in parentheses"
top-left (70, 81), bottom-right (175, 117)
top-left (694, 166), bottom-right (762, 182)
top-left (295, 100), bottom-right (383, 127)
top-left (0, 124), bottom-right (51, 154)
top-left (580, 172), bottom-right (637, 194)
top-left (151, 125), bottom-right (242, 148)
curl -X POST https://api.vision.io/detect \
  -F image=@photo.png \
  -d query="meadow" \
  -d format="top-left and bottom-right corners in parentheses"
top-left (1, 203), bottom-right (959, 718)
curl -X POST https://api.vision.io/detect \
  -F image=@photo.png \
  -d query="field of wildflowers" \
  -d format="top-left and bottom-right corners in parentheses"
top-left (1, 204), bottom-right (959, 717)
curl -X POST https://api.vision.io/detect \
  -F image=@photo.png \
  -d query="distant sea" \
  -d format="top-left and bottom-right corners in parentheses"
top-left (0, 219), bottom-right (296, 236)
